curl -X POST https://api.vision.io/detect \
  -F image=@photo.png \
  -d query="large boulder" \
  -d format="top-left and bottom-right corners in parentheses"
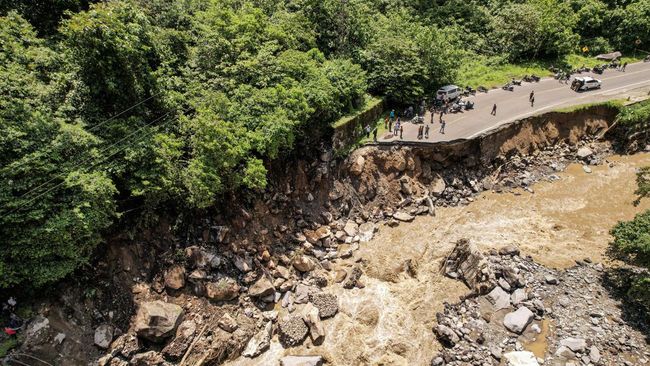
top-left (442, 239), bottom-right (496, 294)
top-left (134, 301), bottom-right (184, 342)
top-left (206, 278), bottom-right (240, 301)
top-left (248, 276), bottom-right (275, 298)
top-left (94, 324), bottom-right (115, 349)
top-left (242, 321), bottom-right (272, 358)
top-left (576, 146), bottom-right (594, 160)
top-left (281, 356), bottom-right (324, 366)
top-left (503, 307), bottom-right (534, 334)
top-left (164, 265), bottom-right (186, 290)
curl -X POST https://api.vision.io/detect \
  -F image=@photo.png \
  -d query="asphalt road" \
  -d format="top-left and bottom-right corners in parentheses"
top-left (381, 61), bottom-right (650, 143)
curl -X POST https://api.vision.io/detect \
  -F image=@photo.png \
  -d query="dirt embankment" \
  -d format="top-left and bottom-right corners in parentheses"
top-left (2, 104), bottom-right (641, 366)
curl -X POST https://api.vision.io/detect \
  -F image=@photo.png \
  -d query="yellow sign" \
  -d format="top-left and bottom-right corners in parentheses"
top-left (582, 46), bottom-right (589, 53)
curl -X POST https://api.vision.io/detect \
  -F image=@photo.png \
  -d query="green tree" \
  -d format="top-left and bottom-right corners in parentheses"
top-left (0, 13), bottom-right (116, 288)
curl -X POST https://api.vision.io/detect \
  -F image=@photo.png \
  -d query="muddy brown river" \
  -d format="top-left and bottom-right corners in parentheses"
top-left (229, 153), bottom-right (650, 366)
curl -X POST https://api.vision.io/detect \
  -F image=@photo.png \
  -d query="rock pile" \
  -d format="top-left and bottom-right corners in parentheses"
top-left (432, 242), bottom-right (650, 366)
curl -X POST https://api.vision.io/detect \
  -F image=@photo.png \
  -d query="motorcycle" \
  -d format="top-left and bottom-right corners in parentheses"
top-left (477, 86), bottom-right (488, 93)
top-left (644, 55), bottom-right (650, 62)
top-left (592, 66), bottom-right (604, 74)
top-left (462, 86), bottom-right (476, 96)
top-left (523, 75), bottom-right (540, 82)
top-left (502, 83), bottom-right (514, 91)
top-left (450, 103), bottom-right (463, 113)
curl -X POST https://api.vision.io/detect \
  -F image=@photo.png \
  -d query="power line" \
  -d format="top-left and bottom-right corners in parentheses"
top-left (2, 110), bottom-right (185, 218)
top-left (11, 110), bottom-right (176, 203)
top-left (5, 92), bottom-right (161, 172)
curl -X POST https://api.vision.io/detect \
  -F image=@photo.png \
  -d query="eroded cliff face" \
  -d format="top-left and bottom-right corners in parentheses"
top-left (6, 104), bottom-right (645, 366)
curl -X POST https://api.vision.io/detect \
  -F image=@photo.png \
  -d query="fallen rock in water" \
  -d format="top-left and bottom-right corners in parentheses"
top-left (503, 306), bottom-right (534, 334)
top-left (279, 316), bottom-right (309, 347)
top-left (248, 276), bottom-right (275, 298)
top-left (393, 211), bottom-right (415, 222)
top-left (164, 265), bottom-right (186, 290)
top-left (280, 355), bottom-right (324, 366)
top-left (94, 324), bottom-right (114, 349)
top-left (577, 146), bottom-right (594, 160)
top-left (309, 292), bottom-right (338, 318)
top-left (503, 351), bottom-right (539, 366)
top-left (242, 321), bottom-right (272, 358)
top-left (442, 239), bottom-right (495, 294)
top-left (293, 255), bottom-right (316, 272)
top-left (434, 324), bottom-right (460, 347)
top-left (134, 301), bottom-right (183, 342)
top-left (498, 244), bottom-right (520, 256)
top-left (206, 278), bottom-right (240, 301)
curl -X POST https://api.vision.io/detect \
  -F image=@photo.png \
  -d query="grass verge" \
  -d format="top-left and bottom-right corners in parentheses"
top-left (456, 54), bottom-right (644, 90)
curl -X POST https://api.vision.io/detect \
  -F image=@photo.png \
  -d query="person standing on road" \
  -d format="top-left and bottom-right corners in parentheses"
top-left (365, 124), bottom-right (370, 138)
top-left (399, 125), bottom-right (404, 139)
top-left (384, 116), bottom-right (389, 130)
top-left (425, 124), bottom-right (430, 139)
top-left (373, 127), bottom-right (377, 142)
top-left (622, 62), bottom-right (628, 72)
top-left (530, 95), bottom-right (535, 107)
top-left (439, 119), bottom-right (446, 134)
top-left (529, 90), bottom-right (534, 102)
top-left (491, 103), bottom-right (497, 116)
top-left (390, 109), bottom-right (395, 121)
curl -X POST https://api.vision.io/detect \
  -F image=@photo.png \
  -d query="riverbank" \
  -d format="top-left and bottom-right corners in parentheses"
top-left (4, 104), bottom-right (650, 366)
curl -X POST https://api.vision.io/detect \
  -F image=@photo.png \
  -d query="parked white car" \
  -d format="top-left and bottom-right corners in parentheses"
top-left (571, 77), bottom-right (601, 91)
top-left (436, 85), bottom-right (462, 100)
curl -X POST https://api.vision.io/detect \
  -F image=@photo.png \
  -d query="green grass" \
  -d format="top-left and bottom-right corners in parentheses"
top-left (554, 99), bottom-right (625, 113)
top-left (333, 95), bottom-right (383, 128)
top-left (456, 55), bottom-right (551, 89)
top-left (0, 338), bottom-right (18, 357)
top-left (456, 53), bottom-right (644, 90)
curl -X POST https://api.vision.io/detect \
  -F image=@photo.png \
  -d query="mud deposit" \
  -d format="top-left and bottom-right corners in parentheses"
top-left (230, 153), bottom-right (650, 366)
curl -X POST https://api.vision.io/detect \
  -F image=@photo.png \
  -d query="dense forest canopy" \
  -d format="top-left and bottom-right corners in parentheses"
top-left (1, 0), bottom-right (649, 289)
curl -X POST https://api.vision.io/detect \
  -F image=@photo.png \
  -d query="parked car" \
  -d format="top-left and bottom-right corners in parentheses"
top-left (571, 77), bottom-right (601, 91)
top-left (436, 85), bottom-right (462, 101)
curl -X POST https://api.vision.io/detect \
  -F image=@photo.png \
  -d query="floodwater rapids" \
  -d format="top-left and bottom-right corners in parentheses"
top-left (228, 152), bottom-right (650, 366)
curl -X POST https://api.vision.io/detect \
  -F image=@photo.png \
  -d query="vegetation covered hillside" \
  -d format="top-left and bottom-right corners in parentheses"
top-left (1, 0), bottom-right (649, 290)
